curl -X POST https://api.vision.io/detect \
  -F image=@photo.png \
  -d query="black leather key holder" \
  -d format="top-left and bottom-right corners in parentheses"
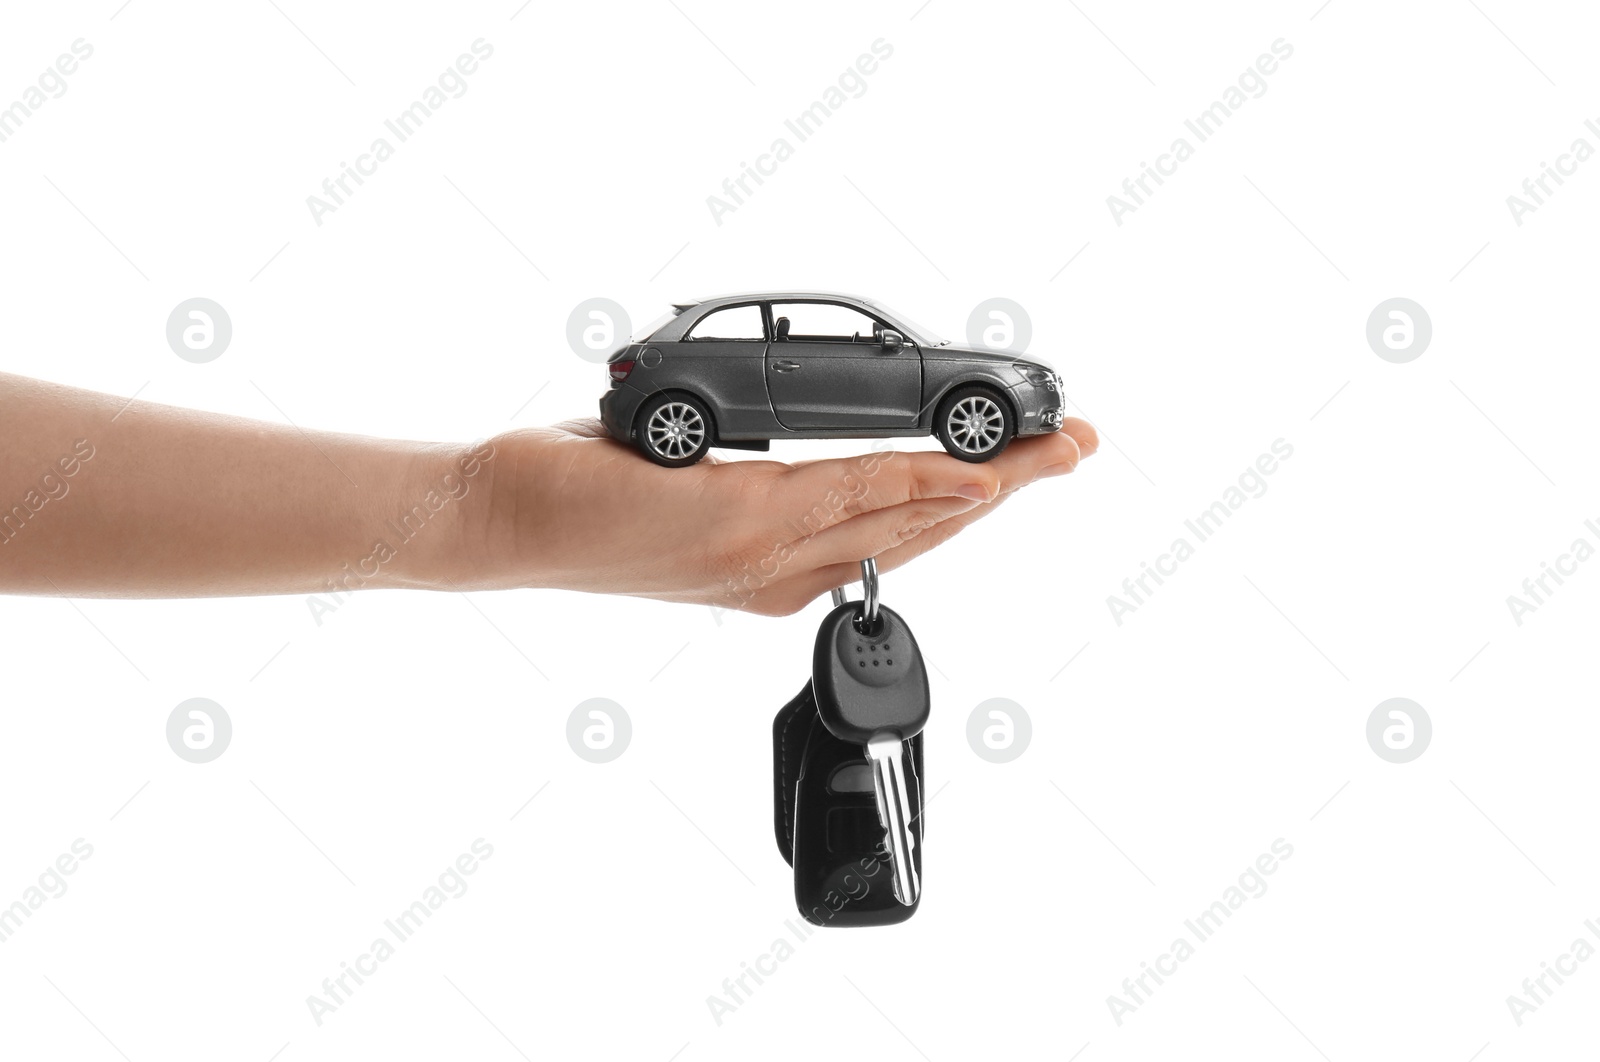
top-left (771, 561), bottom-right (926, 927)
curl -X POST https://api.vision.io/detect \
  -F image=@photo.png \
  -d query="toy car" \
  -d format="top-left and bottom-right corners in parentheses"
top-left (598, 292), bottom-right (1064, 467)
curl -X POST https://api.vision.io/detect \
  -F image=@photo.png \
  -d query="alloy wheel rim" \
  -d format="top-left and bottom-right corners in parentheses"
top-left (948, 396), bottom-right (1003, 453)
top-left (647, 402), bottom-right (706, 459)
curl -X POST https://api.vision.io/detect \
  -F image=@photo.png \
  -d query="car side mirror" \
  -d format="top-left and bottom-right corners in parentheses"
top-left (880, 330), bottom-right (903, 352)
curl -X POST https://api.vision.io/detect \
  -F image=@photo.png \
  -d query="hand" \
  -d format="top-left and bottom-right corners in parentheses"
top-left (0, 371), bottom-right (1094, 607)
top-left (456, 417), bottom-right (1098, 615)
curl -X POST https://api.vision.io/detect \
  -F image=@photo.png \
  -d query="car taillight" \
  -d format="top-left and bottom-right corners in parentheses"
top-left (609, 360), bottom-right (635, 382)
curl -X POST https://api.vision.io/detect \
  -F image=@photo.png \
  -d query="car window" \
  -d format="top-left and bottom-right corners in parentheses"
top-left (771, 302), bottom-right (881, 343)
top-left (869, 301), bottom-right (948, 346)
top-left (687, 304), bottom-right (765, 341)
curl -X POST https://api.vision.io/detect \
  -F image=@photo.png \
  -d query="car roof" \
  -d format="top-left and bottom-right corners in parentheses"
top-left (680, 291), bottom-right (878, 310)
top-left (650, 291), bottom-right (892, 342)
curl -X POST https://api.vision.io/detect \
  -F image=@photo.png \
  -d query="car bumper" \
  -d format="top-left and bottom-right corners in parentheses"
top-left (1008, 378), bottom-right (1065, 437)
top-left (599, 385), bottom-right (647, 444)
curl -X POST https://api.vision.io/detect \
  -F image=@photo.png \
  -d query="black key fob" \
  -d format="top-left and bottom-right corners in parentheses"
top-left (773, 684), bottom-right (923, 927)
top-left (811, 602), bottom-right (929, 745)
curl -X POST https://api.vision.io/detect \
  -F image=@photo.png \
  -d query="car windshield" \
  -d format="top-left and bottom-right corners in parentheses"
top-left (871, 301), bottom-right (950, 346)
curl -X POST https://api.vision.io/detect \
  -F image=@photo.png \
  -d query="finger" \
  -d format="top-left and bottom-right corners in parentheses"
top-left (799, 494), bottom-right (987, 567)
top-left (774, 437), bottom-right (1075, 532)
top-left (870, 492), bottom-right (1012, 576)
top-left (781, 496), bottom-right (1010, 615)
top-left (737, 557), bottom-right (863, 616)
top-left (838, 491), bottom-right (1012, 588)
top-left (992, 429), bottom-right (1083, 480)
top-left (747, 492), bottom-right (1013, 615)
top-left (1060, 417), bottom-right (1098, 458)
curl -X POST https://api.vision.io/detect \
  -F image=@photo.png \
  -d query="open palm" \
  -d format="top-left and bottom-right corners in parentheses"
top-left (469, 416), bottom-right (1098, 615)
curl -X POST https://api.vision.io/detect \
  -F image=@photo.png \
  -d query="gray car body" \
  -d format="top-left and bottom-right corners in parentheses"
top-left (599, 291), bottom-right (1063, 446)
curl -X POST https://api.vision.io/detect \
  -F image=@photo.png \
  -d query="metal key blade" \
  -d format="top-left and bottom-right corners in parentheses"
top-left (866, 732), bottom-right (919, 906)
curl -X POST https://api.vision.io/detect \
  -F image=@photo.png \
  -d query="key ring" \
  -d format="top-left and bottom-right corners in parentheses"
top-left (830, 557), bottom-right (880, 625)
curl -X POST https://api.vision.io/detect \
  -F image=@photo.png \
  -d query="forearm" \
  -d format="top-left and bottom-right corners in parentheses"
top-left (0, 373), bottom-right (488, 597)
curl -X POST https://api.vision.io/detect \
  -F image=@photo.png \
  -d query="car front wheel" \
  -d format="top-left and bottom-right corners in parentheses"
top-left (636, 393), bottom-right (714, 467)
top-left (934, 386), bottom-right (1012, 462)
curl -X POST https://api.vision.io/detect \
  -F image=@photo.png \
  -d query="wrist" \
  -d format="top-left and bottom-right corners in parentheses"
top-left (368, 436), bottom-right (502, 592)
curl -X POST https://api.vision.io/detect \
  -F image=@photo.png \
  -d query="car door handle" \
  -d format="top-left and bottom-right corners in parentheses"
top-left (771, 360), bottom-right (800, 373)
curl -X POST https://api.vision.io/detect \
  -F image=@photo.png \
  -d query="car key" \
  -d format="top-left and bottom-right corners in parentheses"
top-left (776, 682), bottom-right (924, 926)
top-left (812, 596), bottom-right (929, 906)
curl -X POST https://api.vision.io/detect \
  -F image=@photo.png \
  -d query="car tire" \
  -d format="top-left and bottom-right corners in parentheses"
top-left (934, 385), bottom-right (1013, 463)
top-left (635, 392), bottom-right (714, 467)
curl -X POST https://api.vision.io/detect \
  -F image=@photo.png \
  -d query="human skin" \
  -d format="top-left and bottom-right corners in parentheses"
top-left (0, 372), bottom-right (1097, 614)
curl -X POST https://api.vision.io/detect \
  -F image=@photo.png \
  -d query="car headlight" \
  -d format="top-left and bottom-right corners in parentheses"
top-left (1013, 362), bottom-right (1054, 387)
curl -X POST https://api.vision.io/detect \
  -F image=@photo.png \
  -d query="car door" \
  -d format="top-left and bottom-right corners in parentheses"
top-left (672, 303), bottom-right (775, 435)
top-left (765, 301), bottom-right (921, 430)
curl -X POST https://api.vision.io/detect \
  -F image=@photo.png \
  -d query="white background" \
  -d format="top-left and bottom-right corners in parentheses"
top-left (2, 0), bottom-right (1598, 1058)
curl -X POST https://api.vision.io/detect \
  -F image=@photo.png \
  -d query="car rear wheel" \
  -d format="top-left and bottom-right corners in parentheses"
top-left (636, 393), bottom-right (713, 467)
top-left (934, 386), bottom-right (1012, 462)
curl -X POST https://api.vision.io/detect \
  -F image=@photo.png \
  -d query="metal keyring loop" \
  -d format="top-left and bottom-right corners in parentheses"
top-left (829, 558), bottom-right (880, 625)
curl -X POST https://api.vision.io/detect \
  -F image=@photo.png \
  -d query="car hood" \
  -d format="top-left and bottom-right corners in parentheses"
top-left (922, 345), bottom-right (1056, 372)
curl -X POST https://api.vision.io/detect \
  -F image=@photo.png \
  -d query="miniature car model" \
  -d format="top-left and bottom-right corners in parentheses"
top-left (598, 292), bottom-right (1064, 467)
